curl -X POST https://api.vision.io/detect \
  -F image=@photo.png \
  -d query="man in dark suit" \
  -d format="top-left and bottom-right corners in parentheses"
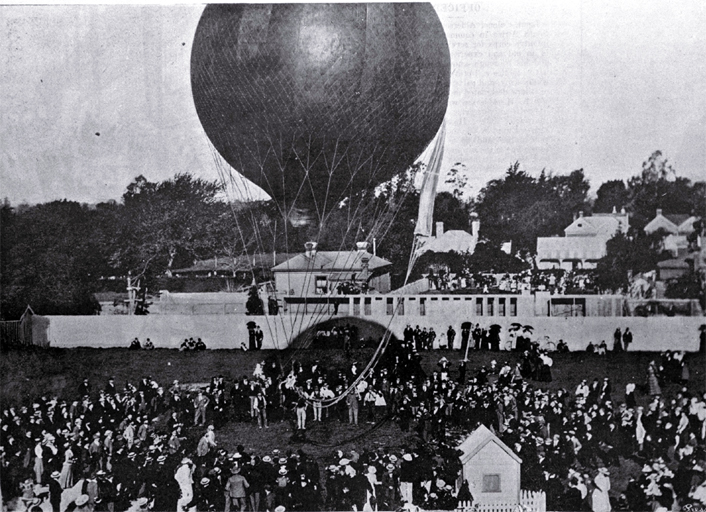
top-left (104, 377), bottom-right (117, 396)
top-left (49, 470), bottom-right (62, 512)
top-left (78, 378), bottom-right (91, 398)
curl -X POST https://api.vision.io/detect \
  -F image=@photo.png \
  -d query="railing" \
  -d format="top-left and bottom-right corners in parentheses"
top-left (454, 490), bottom-right (546, 512)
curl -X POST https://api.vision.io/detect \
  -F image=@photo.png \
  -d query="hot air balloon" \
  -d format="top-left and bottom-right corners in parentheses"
top-left (191, 3), bottom-right (450, 227)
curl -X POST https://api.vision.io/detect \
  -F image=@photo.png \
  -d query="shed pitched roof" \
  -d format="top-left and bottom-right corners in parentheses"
top-left (457, 424), bottom-right (522, 465)
top-left (272, 250), bottom-right (391, 273)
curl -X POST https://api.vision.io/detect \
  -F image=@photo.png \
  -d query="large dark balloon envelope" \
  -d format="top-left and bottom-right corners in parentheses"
top-left (191, 3), bottom-right (450, 224)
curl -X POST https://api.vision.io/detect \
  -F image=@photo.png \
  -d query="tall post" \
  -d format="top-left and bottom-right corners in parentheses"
top-left (463, 324), bottom-right (472, 361)
top-left (127, 273), bottom-right (136, 316)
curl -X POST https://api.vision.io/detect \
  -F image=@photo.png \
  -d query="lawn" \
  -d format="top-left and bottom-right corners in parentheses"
top-left (2, 346), bottom-right (703, 408)
top-left (1, 345), bottom-right (704, 499)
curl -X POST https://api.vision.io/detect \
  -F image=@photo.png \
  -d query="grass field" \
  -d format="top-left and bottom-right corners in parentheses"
top-left (2, 345), bottom-right (704, 498)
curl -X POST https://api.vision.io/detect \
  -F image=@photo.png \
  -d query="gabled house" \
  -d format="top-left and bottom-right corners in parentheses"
top-left (272, 242), bottom-right (392, 296)
top-left (644, 208), bottom-right (700, 256)
top-left (536, 209), bottom-right (629, 270)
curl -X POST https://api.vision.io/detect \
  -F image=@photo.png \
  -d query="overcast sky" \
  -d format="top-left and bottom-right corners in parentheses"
top-left (2, 1), bottom-right (704, 205)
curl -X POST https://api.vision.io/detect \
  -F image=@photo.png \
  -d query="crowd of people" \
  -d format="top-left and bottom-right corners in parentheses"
top-left (2, 337), bottom-right (706, 512)
top-left (424, 269), bottom-right (602, 295)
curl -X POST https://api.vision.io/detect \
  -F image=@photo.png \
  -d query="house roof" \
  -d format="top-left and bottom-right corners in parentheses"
top-left (457, 424), bottom-right (522, 465)
top-left (564, 213), bottom-right (628, 239)
top-left (272, 250), bottom-right (391, 273)
top-left (418, 229), bottom-right (477, 255)
top-left (172, 253), bottom-right (294, 273)
top-left (644, 213), bottom-right (698, 235)
top-left (664, 214), bottom-right (691, 227)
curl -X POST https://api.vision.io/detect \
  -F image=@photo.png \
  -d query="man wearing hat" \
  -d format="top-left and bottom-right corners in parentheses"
top-left (175, 458), bottom-right (195, 512)
top-left (49, 470), bottom-right (63, 512)
top-left (186, 477), bottom-right (214, 511)
top-left (74, 494), bottom-right (92, 512)
top-left (225, 465), bottom-right (250, 512)
top-left (95, 470), bottom-right (117, 512)
top-left (400, 453), bottom-right (415, 504)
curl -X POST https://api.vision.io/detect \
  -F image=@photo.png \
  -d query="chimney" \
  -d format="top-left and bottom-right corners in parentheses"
top-left (356, 241), bottom-right (369, 253)
top-left (470, 212), bottom-right (480, 236)
top-left (436, 221), bottom-right (444, 237)
top-left (656, 208), bottom-right (662, 216)
top-left (304, 241), bottom-right (317, 259)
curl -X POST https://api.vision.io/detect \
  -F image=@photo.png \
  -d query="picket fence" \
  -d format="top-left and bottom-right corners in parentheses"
top-left (455, 490), bottom-right (546, 512)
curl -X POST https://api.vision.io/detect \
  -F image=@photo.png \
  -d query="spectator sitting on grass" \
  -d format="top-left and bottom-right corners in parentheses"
top-left (143, 338), bottom-right (154, 350)
top-left (596, 340), bottom-right (608, 355)
top-left (195, 338), bottom-right (207, 351)
top-left (129, 338), bottom-right (141, 350)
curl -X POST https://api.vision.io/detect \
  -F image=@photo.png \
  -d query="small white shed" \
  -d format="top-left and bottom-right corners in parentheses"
top-left (457, 425), bottom-right (522, 505)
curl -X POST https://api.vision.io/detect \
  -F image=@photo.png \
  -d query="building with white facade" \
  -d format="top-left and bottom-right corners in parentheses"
top-left (536, 209), bottom-right (629, 270)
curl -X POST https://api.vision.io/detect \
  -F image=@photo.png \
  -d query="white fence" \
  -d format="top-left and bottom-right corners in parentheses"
top-left (455, 490), bottom-right (546, 512)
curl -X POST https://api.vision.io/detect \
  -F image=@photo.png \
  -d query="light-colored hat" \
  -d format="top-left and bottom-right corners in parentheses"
top-left (200, 478), bottom-right (210, 485)
top-left (403, 454), bottom-right (413, 462)
top-left (263, 456), bottom-right (272, 463)
top-left (274, 506), bottom-right (286, 512)
top-left (339, 458), bottom-right (350, 465)
top-left (51, 470), bottom-right (61, 479)
top-left (386, 464), bottom-right (395, 471)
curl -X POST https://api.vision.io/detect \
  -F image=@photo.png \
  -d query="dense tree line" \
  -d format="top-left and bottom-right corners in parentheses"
top-left (1, 151), bottom-right (703, 319)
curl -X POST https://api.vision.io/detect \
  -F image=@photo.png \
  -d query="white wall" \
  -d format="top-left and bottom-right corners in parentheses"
top-left (43, 310), bottom-right (704, 352)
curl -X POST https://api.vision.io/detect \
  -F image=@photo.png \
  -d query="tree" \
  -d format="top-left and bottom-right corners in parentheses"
top-left (1, 201), bottom-right (102, 319)
top-left (665, 270), bottom-right (704, 304)
top-left (593, 180), bottom-right (630, 213)
top-left (593, 230), bottom-right (670, 293)
top-left (474, 163), bottom-right (591, 256)
top-left (112, 173), bottom-right (224, 280)
top-left (625, 151), bottom-right (704, 230)
top-left (463, 242), bottom-right (530, 274)
top-left (433, 191), bottom-right (472, 232)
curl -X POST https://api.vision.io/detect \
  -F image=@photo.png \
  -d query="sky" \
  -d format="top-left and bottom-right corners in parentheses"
top-left (2, 1), bottom-right (705, 205)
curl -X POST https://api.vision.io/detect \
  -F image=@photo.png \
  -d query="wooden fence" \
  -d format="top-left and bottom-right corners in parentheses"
top-left (0, 307), bottom-right (49, 348)
top-left (455, 490), bottom-right (546, 512)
